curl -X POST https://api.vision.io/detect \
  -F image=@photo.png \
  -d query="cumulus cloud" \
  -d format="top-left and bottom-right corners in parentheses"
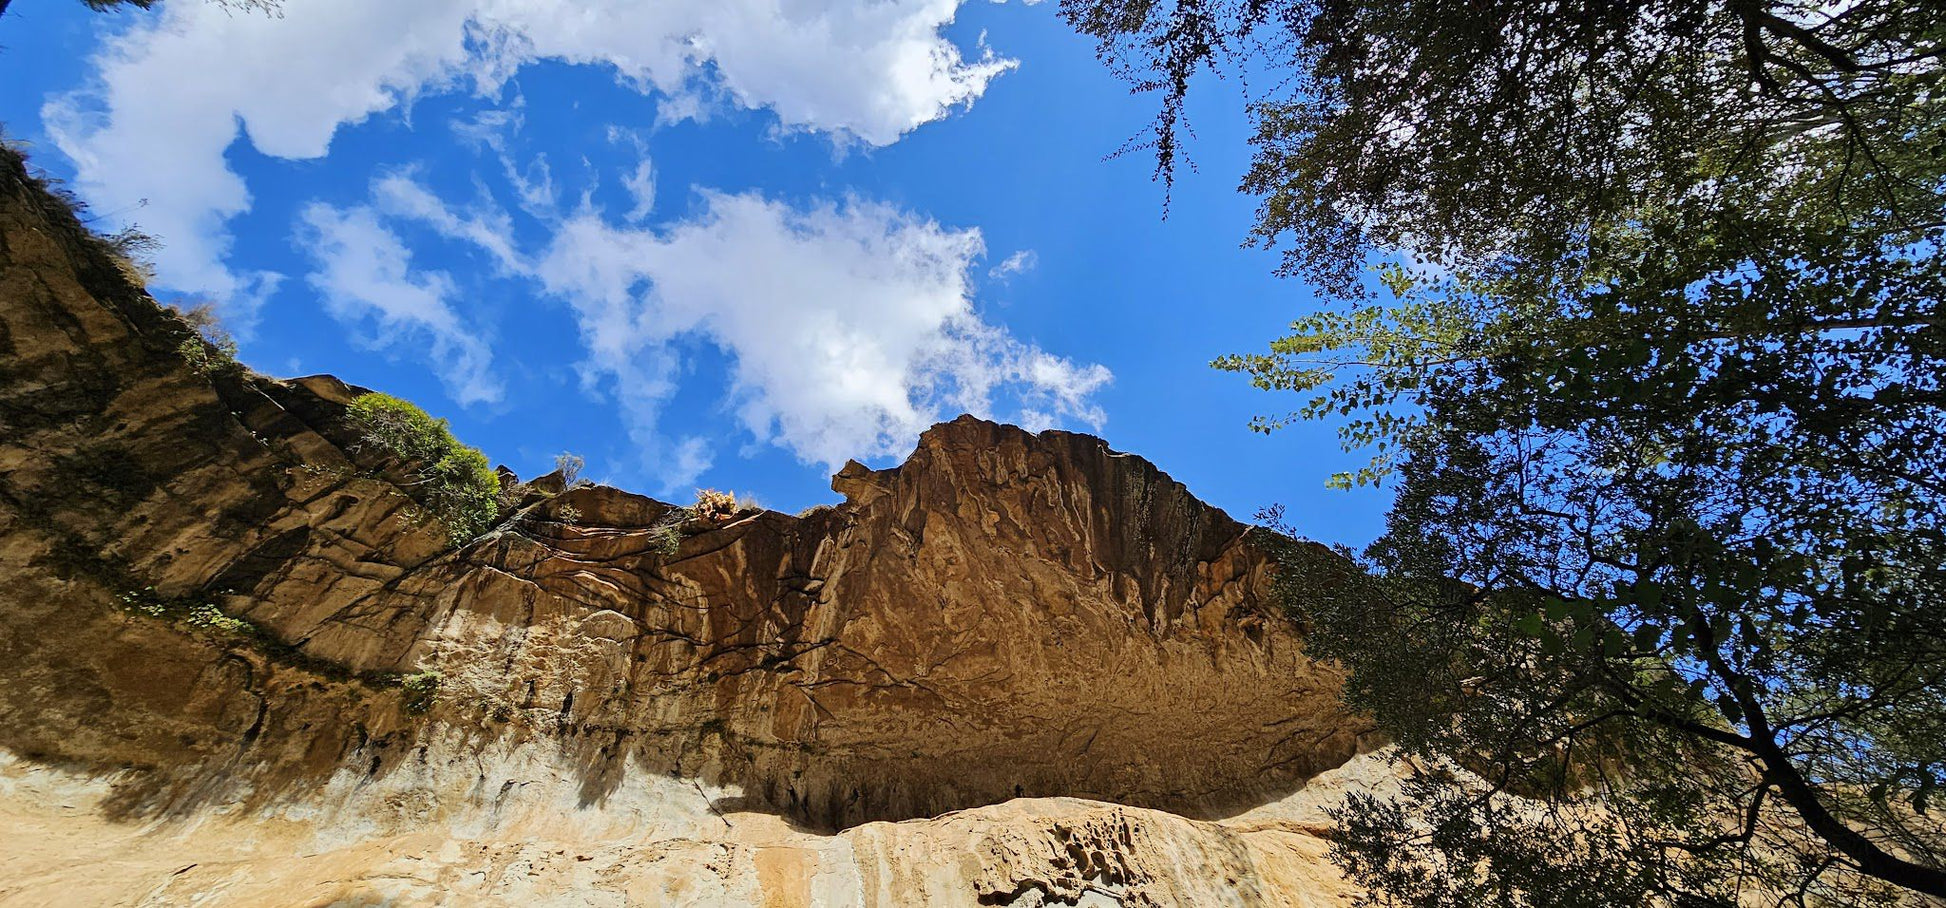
top-left (296, 203), bottom-right (503, 406)
top-left (377, 179), bottom-right (1110, 475)
top-left (44, 0), bottom-right (1012, 322)
top-left (475, 1), bottom-right (1012, 144)
top-left (44, 1), bottom-right (479, 329)
top-left (529, 193), bottom-right (1111, 470)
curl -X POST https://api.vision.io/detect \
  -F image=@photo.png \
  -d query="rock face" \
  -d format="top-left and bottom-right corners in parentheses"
top-left (0, 147), bottom-right (1377, 904)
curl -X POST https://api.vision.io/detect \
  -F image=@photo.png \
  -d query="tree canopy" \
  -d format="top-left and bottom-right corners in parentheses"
top-left (0, 0), bottom-right (279, 22)
top-left (1064, 0), bottom-right (1946, 902)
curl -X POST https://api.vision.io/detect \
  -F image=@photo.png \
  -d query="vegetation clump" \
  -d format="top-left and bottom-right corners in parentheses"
top-left (118, 586), bottom-right (252, 636)
top-left (692, 488), bottom-right (748, 522)
top-left (346, 392), bottom-right (500, 547)
top-left (101, 225), bottom-right (159, 284)
top-left (168, 299), bottom-right (242, 377)
top-left (646, 490), bottom-right (757, 559)
top-left (399, 670), bottom-right (440, 715)
top-left (648, 509), bottom-right (688, 556)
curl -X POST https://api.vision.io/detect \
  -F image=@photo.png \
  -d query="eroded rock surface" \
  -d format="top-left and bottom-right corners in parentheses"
top-left (0, 147), bottom-right (1374, 905)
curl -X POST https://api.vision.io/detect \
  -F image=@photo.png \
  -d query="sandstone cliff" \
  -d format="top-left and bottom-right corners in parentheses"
top-left (0, 146), bottom-right (1382, 905)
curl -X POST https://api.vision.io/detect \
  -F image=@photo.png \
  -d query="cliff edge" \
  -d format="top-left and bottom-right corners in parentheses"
top-left (0, 146), bottom-right (1384, 906)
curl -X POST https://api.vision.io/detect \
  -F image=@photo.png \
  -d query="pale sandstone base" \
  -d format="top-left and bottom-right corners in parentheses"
top-left (0, 750), bottom-right (1403, 906)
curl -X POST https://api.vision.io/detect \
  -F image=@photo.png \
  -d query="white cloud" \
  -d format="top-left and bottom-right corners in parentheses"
top-left (378, 178), bottom-right (1111, 475)
top-left (296, 202), bottom-right (503, 406)
top-left (988, 248), bottom-right (1037, 280)
top-left (44, 0), bottom-right (478, 329)
top-left (621, 161), bottom-right (656, 223)
top-left (528, 192), bottom-right (1110, 471)
top-left (474, 1), bottom-right (1013, 145)
top-left (607, 128), bottom-right (658, 223)
top-left (372, 171), bottom-right (526, 276)
top-left (664, 436), bottom-right (716, 492)
top-left (45, 0), bottom-right (1012, 321)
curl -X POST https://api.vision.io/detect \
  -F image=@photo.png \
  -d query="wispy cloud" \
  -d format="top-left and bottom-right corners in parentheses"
top-left (988, 249), bottom-right (1038, 281)
top-left (607, 128), bottom-right (658, 224)
top-left (296, 202), bottom-right (503, 406)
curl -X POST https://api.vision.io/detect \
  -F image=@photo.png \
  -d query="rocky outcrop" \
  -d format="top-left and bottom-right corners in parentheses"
top-left (0, 146), bottom-right (1376, 905)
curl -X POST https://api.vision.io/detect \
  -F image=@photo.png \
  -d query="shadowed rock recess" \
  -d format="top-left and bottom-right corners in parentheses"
top-left (0, 146), bottom-right (1385, 905)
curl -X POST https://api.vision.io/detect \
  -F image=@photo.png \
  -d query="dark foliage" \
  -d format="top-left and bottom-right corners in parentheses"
top-left (1068, 0), bottom-right (1946, 902)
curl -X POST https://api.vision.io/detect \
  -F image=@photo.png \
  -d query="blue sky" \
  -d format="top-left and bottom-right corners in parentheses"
top-left (1, 0), bottom-right (1390, 547)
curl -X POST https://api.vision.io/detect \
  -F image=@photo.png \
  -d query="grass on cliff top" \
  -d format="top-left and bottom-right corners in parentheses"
top-left (169, 299), bottom-right (243, 378)
top-left (4, 137), bottom-right (253, 388)
top-left (348, 392), bottom-right (500, 547)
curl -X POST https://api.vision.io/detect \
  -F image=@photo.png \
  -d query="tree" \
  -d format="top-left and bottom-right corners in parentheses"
top-left (1064, 0), bottom-right (1946, 902)
top-left (0, 0), bottom-right (150, 19)
top-left (0, 0), bottom-right (279, 22)
top-left (553, 452), bottom-right (585, 488)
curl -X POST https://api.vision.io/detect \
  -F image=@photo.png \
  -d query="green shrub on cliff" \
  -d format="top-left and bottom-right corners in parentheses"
top-left (399, 670), bottom-right (440, 715)
top-left (169, 299), bottom-right (242, 377)
top-left (347, 393), bottom-right (499, 547)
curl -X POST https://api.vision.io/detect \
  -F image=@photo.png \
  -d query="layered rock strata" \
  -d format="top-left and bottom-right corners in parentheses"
top-left (0, 146), bottom-right (1375, 905)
